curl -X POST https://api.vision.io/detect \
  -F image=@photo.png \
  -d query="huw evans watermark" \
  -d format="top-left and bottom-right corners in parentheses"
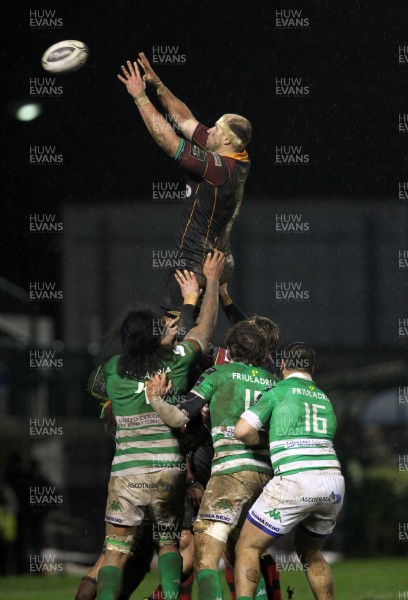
top-left (30, 418), bottom-right (63, 438)
top-left (29, 214), bottom-right (63, 233)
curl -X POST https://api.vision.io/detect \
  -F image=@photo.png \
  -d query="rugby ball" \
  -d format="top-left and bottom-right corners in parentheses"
top-left (41, 40), bottom-right (89, 73)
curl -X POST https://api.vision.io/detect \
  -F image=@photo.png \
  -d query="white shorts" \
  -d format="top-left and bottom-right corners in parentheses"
top-left (247, 469), bottom-right (345, 538)
top-left (105, 471), bottom-right (186, 546)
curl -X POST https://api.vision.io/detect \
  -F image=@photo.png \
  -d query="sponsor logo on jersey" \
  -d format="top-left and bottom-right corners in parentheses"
top-left (109, 501), bottom-right (122, 512)
top-left (144, 366), bottom-right (172, 379)
top-left (189, 144), bottom-right (206, 161)
top-left (292, 387), bottom-right (328, 400)
top-left (232, 373), bottom-right (274, 386)
top-left (116, 414), bottom-right (162, 428)
top-left (216, 425), bottom-right (235, 438)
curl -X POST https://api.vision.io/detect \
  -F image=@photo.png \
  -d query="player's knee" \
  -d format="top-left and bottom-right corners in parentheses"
top-left (294, 528), bottom-right (326, 564)
top-left (194, 541), bottom-right (213, 571)
top-left (103, 534), bottom-right (134, 565)
top-left (193, 520), bottom-right (233, 570)
top-left (224, 526), bottom-right (240, 564)
top-left (180, 528), bottom-right (192, 552)
top-left (194, 519), bottom-right (233, 544)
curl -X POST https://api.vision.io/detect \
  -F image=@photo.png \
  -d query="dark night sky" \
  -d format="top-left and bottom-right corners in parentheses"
top-left (2, 0), bottom-right (408, 309)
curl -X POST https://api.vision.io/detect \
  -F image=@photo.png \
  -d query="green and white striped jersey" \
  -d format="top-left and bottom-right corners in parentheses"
top-left (103, 340), bottom-right (200, 476)
top-left (241, 373), bottom-right (340, 476)
top-left (192, 363), bottom-right (277, 476)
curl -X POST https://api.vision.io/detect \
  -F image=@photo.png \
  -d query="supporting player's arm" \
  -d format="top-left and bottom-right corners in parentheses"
top-left (184, 250), bottom-right (225, 353)
top-left (219, 282), bottom-right (248, 325)
top-left (146, 375), bottom-right (210, 428)
top-left (175, 270), bottom-right (200, 341)
top-left (146, 253), bottom-right (224, 426)
top-left (235, 390), bottom-right (274, 445)
top-left (137, 52), bottom-right (199, 140)
top-left (146, 373), bottom-right (190, 427)
top-left (117, 60), bottom-right (181, 157)
top-left (234, 417), bottom-right (260, 445)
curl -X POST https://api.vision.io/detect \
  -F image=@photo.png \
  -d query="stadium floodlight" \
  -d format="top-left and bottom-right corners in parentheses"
top-left (16, 103), bottom-right (42, 121)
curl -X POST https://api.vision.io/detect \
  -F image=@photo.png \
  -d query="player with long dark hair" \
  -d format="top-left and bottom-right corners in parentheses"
top-left (95, 251), bottom-right (224, 600)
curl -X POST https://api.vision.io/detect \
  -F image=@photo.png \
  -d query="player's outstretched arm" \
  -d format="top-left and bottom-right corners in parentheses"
top-left (185, 250), bottom-right (225, 352)
top-left (117, 60), bottom-right (180, 157)
top-left (176, 270), bottom-right (200, 340)
top-left (219, 282), bottom-right (248, 325)
top-left (137, 52), bottom-right (199, 141)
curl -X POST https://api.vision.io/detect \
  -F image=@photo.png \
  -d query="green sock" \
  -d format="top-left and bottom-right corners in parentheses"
top-left (158, 552), bottom-right (182, 599)
top-left (196, 568), bottom-right (224, 600)
top-left (255, 574), bottom-right (268, 599)
top-left (97, 566), bottom-right (123, 600)
top-left (236, 573), bottom-right (267, 600)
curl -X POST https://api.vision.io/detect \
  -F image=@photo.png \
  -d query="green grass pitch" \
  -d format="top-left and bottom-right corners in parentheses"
top-left (0, 558), bottom-right (407, 599)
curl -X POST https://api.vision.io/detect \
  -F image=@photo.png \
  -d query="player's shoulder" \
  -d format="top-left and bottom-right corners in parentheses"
top-left (103, 355), bottom-right (120, 375)
top-left (254, 365), bottom-right (278, 384)
top-left (274, 377), bottom-right (293, 390)
top-left (87, 365), bottom-right (108, 400)
top-left (174, 339), bottom-right (201, 358)
top-left (203, 365), bottom-right (219, 377)
top-left (283, 376), bottom-right (316, 388)
top-left (192, 123), bottom-right (209, 147)
top-left (209, 361), bottom-right (239, 379)
top-left (277, 376), bottom-right (321, 398)
top-left (256, 379), bottom-right (282, 402)
top-left (222, 152), bottom-right (251, 170)
top-left (194, 365), bottom-right (219, 387)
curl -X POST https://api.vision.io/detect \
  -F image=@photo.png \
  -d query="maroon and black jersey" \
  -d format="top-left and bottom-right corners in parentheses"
top-left (173, 123), bottom-right (250, 285)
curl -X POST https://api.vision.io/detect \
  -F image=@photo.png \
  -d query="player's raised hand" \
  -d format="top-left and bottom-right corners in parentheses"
top-left (117, 60), bottom-right (146, 98)
top-left (137, 52), bottom-right (161, 87)
top-left (145, 372), bottom-right (172, 403)
top-left (203, 249), bottom-right (225, 282)
top-left (175, 269), bottom-right (200, 298)
top-left (161, 317), bottom-right (178, 345)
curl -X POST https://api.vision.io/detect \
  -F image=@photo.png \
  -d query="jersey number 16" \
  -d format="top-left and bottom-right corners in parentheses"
top-left (304, 402), bottom-right (327, 434)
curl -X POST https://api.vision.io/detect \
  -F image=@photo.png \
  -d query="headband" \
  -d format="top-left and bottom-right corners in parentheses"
top-left (216, 116), bottom-right (244, 148)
